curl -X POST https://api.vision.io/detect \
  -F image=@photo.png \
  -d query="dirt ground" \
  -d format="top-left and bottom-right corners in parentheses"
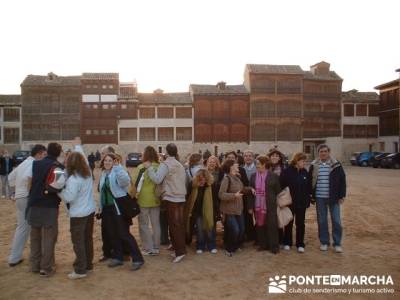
top-left (0, 166), bottom-right (399, 300)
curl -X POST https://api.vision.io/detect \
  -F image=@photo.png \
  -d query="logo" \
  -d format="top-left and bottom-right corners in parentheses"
top-left (268, 275), bottom-right (287, 293)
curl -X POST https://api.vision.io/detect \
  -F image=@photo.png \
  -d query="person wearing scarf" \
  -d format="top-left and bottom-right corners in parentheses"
top-left (248, 155), bottom-right (281, 253)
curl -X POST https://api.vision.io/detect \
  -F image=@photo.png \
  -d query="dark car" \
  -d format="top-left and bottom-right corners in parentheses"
top-left (380, 153), bottom-right (400, 169)
top-left (356, 152), bottom-right (381, 167)
top-left (12, 150), bottom-right (30, 166)
top-left (125, 152), bottom-right (142, 168)
top-left (369, 153), bottom-right (391, 168)
top-left (350, 152), bottom-right (361, 166)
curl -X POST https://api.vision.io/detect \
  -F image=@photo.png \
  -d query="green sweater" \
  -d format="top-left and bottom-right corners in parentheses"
top-left (130, 163), bottom-right (160, 208)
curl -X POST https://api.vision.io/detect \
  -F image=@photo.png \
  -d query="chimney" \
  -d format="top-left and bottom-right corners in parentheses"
top-left (310, 61), bottom-right (330, 76)
top-left (153, 88), bottom-right (164, 94)
top-left (47, 72), bottom-right (57, 80)
top-left (216, 81), bottom-right (226, 90)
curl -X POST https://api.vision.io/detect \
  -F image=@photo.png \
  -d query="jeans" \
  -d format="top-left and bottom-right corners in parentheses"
top-left (283, 206), bottom-right (307, 248)
top-left (70, 213), bottom-right (94, 274)
top-left (0, 175), bottom-right (11, 198)
top-left (316, 198), bottom-right (342, 246)
top-left (138, 206), bottom-right (161, 251)
top-left (224, 214), bottom-right (245, 253)
top-left (195, 216), bottom-right (216, 251)
top-left (8, 197), bottom-right (30, 264)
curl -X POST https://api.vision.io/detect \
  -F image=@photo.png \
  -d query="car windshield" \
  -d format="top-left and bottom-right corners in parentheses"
top-left (387, 153), bottom-right (396, 158)
top-left (15, 151), bottom-right (29, 156)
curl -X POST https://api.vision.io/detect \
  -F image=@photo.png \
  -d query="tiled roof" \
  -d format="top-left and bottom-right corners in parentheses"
top-left (342, 90), bottom-right (379, 103)
top-left (190, 84), bottom-right (248, 95)
top-left (374, 79), bottom-right (400, 90)
top-left (0, 95), bottom-right (21, 105)
top-left (138, 92), bottom-right (192, 104)
top-left (81, 73), bottom-right (119, 80)
top-left (304, 71), bottom-right (342, 81)
top-left (246, 64), bottom-right (304, 75)
top-left (21, 74), bottom-right (81, 87)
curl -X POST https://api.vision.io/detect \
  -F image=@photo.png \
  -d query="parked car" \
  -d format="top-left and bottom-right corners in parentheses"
top-left (125, 152), bottom-right (142, 168)
top-left (356, 152), bottom-right (381, 167)
top-left (369, 153), bottom-right (391, 168)
top-left (12, 150), bottom-right (30, 166)
top-left (380, 153), bottom-right (400, 169)
top-left (350, 152), bottom-right (361, 166)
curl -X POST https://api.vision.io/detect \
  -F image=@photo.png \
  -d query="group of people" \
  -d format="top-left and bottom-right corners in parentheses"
top-left (6, 140), bottom-right (347, 280)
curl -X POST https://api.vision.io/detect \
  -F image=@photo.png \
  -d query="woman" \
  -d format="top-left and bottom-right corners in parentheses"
top-left (185, 169), bottom-right (217, 254)
top-left (268, 149), bottom-right (285, 177)
top-left (218, 160), bottom-right (244, 257)
top-left (248, 155), bottom-right (281, 254)
top-left (59, 152), bottom-right (96, 280)
top-left (99, 153), bottom-right (144, 271)
top-left (280, 152), bottom-right (312, 253)
top-left (207, 155), bottom-right (222, 222)
top-left (129, 146), bottom-right (160, 256)
top-left (186, 153), bottom-right (203, 180)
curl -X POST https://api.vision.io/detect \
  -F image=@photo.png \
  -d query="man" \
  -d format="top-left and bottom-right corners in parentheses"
top-left (0, 150), bottom-right (13, 198)
top-left (8, 145), bottom-right (47, 267)
top-left (145, 143), bottom-right (187, 263)
top-left (309, 144), bottom-right (346, 253)
top-left (88, 152), bottom-right (96, 179)
top-left (242, 150), bottom-right (257, 242)
top-left (26, 143), bottom-right (64, 276)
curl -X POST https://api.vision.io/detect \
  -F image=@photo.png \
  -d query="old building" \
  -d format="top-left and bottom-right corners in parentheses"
top-left (118, 90), bottom-right (193, 154)
top-left (80, 73), bottom-right (138, 144)
top-left (341, 90), bottom-right (380, 158)
top-left (302, 62), bottom-right (342, 160)
top-left (190, 82), bottom-right (249, 155)
top-left (375, 76), bottom-right (400, 153)
top-left (21, 73), bottom-right (81, 144)
top-left (0, 95), bottom-right (22, 151)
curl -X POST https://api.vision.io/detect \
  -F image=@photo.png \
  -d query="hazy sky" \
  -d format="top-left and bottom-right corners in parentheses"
top-left (0, 0), bottom-right (399, 94)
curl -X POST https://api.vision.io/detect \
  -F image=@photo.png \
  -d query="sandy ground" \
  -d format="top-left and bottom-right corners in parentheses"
top-left (0, 166), bottom-right (399, 300)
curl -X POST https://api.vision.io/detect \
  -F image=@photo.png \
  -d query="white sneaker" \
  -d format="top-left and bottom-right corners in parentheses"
top-left (297, 247), bottom-right (305, 253)
top-left (172, 254), bottom-right (185, 263)
top-left (334, 246), bottom-right (343, 253)
top-left (151, 249), bottom-right (160, 255)
top-left (142, 250), bottom-right (153, 256)
top-left (210, 249), bottom-right (218, 254)
top-left (68, 271), bottom-right (87, 280)
top-left (320, 244), bottom-right (328, 251)
top-left (196, 249), bottom-right (203, 254)
top-left (283, 245), bottom-right (290, 251)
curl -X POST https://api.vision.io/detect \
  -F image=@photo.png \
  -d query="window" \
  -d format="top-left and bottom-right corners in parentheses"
top-left (102, 85), bottom-right (107, 89)
top-left (109, 85), bottom-right (113, 89)
top-left (195, 100), bottom-right (211, 119)
top-left (109, 130), bottom-right (114, 135)
top-left (157, 107), bottom-right (174, 118)
top-left (101, 129), bottom-right (107, 135)
top-left (93, 84), bottom-right (98, 88)
top-left (102, 104), bottom-right (109, 109)
top-left (93, 104), bottom-right (98, 109)
top-left (85, 104), bottom-right (91, 109)
top-left (176, 127), bottom-right (192, 141)
top-left (3, 108), bottom-right (20, 122)
top-left (304, 145), bottom-right (311, 154)
top-left (121, 104), bottom-right (127, 110)
top-left (213, 100), bottom-right (229, 118)
top-left (356, 104), bottom-right (367, 116)
top-left (158, 127), bottom-right (174, 141)
top-left (251, 101), bottom-right (275, 118)
top-left (380, 142), bottom-right (385, 152)
top-left (213, 123), bottom-right (229, 142)
top-left (251, 124), bottom-right (275, 141)
top-left (231, 124), bottom-right (248, 142)
top-left (277, 123), bottom-right (301, 141)
top-left (277, 79), bottom-right (301, 94)
top-left (194, 124), bottom-right (211, 142)
top-left (139, 128), bottom-right (156, 141)
top-left (277, 100), bottom-right (301, 117)
top-left (86, 85), bottom-right (91, 89)
top-left (175, 107), bottom-right (192, 118)
top-left (140, 107), bottom-right (155, 118)
top-left (110, 104), bottom-right (117, 109)
top-left (93, 130), bottom-right (99, 135)
top-left (368, 104), bottom-right (379, 116)
top-left (120, 128), bottom-right (137, 141)
top-left (231, 100), bottom-right (248, 118)
top-left (4, 127), bottom-right (19, 144)
top-left (343, 104), bottom-right (354, 116)
top-left (86, 130), bottom-right (92, 135)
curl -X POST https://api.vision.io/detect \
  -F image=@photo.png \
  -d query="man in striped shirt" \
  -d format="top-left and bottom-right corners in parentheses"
top-left (309, 144), bottom-right (346, 253)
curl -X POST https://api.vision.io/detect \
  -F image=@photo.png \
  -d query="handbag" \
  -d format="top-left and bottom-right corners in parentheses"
top-left (277, 206), bottom-right (293, 228)
top-left (277, 187), bottom-right (292, 208)
top-left (115, 194), bottom-right (141, 219)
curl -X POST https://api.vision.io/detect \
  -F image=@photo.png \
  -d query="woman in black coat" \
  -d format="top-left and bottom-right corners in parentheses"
top-left (280, 152), bottom-right (312, 253)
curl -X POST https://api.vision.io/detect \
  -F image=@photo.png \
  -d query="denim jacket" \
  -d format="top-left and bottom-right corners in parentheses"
top-left (99, 165), bottom-right (130, 210)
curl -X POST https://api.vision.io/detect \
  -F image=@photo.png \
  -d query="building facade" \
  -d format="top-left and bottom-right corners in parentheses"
top-left (375, 77), bottom-right (400, 153)
top-left (190, 82), bottom-right (249, 155)
top-left (341, 90), bottom-right (380, 158)
top-left (0, 95), bottom-right (22, 151)
top-left (21, 73), bottom-right (81, 144)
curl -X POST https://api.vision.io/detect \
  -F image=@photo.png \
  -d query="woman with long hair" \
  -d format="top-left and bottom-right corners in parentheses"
top-left (207, 155), bottom-right (222, 223)
top-left (129, 146), bottom-right (161, 256)
top-left (59, 151), bottom-right (96, 279)
top-left (99, 153), bottom-right (144, 271)
top-left (248, 155), bottom-right (281, 254)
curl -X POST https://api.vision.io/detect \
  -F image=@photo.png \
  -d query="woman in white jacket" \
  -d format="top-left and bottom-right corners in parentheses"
top-left (59, 151), bottom-right (96, 280)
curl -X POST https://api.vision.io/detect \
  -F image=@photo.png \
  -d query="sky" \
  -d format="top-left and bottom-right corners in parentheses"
top-left (0, 0), bottom-right (399, 94)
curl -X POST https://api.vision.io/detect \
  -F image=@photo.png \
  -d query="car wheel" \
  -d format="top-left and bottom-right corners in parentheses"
top-left (394, 163), bottom-right (400, 169)
top-left (361, 161), bottom-right (368, 167)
